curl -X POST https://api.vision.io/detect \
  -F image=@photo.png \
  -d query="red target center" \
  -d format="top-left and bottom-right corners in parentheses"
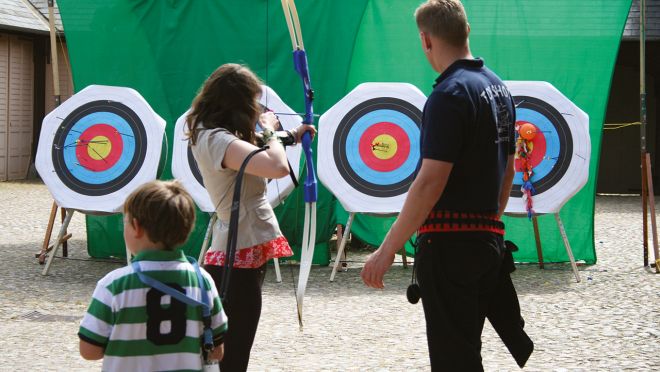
top-left (514, 121), bottom-right (546, 172)
top-left (75, 124), bottom-right (123, 172)
top-left (358, 122), bottom-right (410, 172)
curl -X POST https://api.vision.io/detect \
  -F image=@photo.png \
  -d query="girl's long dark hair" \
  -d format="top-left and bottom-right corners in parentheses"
top-left (186, 63), bottom-right (262, 145)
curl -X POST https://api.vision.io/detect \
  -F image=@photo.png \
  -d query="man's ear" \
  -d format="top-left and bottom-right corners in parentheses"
top-left (420, 31), bottom-right (432, 52)
top-left (131, 218), bottom-right (145, 238)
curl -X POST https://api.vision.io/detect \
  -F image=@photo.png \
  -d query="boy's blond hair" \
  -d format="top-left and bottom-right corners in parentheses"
top-left (415, 0), bottom-right (469, 47)
top-left (124, 180), bottom-right (196, 250)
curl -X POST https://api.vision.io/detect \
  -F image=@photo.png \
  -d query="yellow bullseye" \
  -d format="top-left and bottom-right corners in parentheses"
top-left (371, 134), bottom-right (397, 160)
top-left (87, 135), bottom-right (112, 160)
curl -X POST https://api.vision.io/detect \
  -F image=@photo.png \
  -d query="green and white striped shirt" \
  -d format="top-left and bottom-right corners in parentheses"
top-left (79, 249), bottom-right (227, 372)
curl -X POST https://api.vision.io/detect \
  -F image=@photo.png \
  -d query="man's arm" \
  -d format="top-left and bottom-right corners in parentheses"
top-left (361, 159), bottom-right (453, 289)
top-left (497, 154), bottom-right (515, 218)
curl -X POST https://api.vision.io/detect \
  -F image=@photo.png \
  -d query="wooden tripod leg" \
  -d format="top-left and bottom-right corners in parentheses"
top-left (38, 202), bottom-right (59, 264)
top-left (336, 223), bottom-right (347, 269)
top-left (42, 209), bottom-right (74, 276)
top-left (642, 153), bottom-right (649, 267)
top-left (400, 248), bottom-right (408, 268)
top-left (644, 153), bottom-right (660, 272)
top-left (198, 213), bottom-right (217, 263)
top-left (335, 223), bottom-right (348, 271)
top-left (532, 215), bottom-right (544, 269)
top-left (61, 207), bottom-right (68, 257)
top-left (330, 213), bottom-right (354, 282)
top-left (273, 258), bottom-right (282, 283)
top-left (555, 213), bottom-right (581, 283)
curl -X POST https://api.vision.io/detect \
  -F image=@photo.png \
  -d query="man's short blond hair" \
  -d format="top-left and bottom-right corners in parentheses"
top-left (415, 0), bottom-right (469, 47)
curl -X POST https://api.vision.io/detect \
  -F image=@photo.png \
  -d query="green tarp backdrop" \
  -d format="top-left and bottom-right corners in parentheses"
top-left (56, 0), bottom-right (632, 264)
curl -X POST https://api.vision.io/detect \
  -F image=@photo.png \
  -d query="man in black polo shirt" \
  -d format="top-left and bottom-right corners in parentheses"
top-left (361, 0), bottom-right (516, 370)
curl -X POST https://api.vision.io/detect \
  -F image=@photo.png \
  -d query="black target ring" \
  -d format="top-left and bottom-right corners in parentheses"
top-left (52, 100), bottom-right (148, 196)
top-left (510, 95), bottom-right (573, 198)
top-left (333, 97), bottom-right (422, 198)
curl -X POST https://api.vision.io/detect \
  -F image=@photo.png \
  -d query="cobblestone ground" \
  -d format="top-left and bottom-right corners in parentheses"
top-left (0, 180), bottom-right (658, 371)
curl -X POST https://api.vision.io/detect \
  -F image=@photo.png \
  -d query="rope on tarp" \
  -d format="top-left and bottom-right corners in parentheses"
top-left (604, 122), bottom-right (641, 130)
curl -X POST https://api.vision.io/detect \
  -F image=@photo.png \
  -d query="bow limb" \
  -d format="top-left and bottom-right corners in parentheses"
top-left (281, 0), bottom-right (317, 330)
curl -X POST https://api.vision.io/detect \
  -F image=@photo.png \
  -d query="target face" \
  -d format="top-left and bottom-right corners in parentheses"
top-left (319, 83), bottom-right (426, 213)
top-left (36, 85), bottom-right (166, 213)
top-left (504, 81), bottom-right (590, 214)
top-left (53, 101), bottom-right (147, 195)
top-left (172, 85), bottom-right (301, 212)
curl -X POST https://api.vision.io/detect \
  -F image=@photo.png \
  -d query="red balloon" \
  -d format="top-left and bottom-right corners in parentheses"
top-left (519, 122), bottom-right (537, 140)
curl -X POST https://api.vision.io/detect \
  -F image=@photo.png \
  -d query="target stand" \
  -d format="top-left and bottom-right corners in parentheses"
top-left (36, 203), bottom-right (72, 264)
top-left (508, 212), bottom-right (581, 283)
top-left (317, 83), bottom-right (426, 281)
top-left (36, 85), bottom-right (166, 275)
top-left (504, 81), bottom-right (591, 283)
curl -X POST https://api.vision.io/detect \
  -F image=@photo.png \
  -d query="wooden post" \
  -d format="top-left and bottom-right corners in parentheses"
top-left (642, 153), bottom-right (649, 266)
top-left (644, 154), bottom-right (660, 272)
top-left (39, 0), bottom-right (69, 265)
top-left (532, 215), bottom-right (544, 269)
top-left (61, 207), bottom-right (68, 257)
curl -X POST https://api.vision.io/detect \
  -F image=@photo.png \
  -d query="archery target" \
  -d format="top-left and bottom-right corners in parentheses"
top-left (504, 81), bottom-right (590, 214)
top-left (319, 83), bottom-right (426, 213)
top-left (172, 109), bottom-right (214, 212)
top-left (172, 85), bottom-right (301, 212)
top-left (36, 85), bottom-right (165, 213)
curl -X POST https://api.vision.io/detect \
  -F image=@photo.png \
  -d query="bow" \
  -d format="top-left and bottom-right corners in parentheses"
top-left (281, 0), bottom-right (317, 330)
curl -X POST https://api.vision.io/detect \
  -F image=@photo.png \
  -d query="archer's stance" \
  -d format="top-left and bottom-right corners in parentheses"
top-left (187, 63), bottom-right (315, 371)
top-left (79, 181), bottom-right (227, 371)
top-left (362, 1), bottom-right (517, 370)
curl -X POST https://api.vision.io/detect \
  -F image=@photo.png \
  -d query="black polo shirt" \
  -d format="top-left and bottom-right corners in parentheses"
top-left (420, 58), bottom-right (515, 213)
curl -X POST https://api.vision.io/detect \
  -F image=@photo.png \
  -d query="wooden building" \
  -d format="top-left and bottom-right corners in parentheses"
top-left (0, 0), bottom-right (72, 181)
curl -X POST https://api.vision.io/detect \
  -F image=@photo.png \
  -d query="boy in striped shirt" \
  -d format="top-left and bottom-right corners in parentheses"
top-left (78, 180), bottom-right (227, 371)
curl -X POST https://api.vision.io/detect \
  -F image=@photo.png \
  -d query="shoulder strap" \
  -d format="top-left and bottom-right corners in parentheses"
top-left (131, 257), bottom-right (214, 351)
top-left (219, 146), bottom-right (268, 300)
top-left (287, 158), bottom-right (299, 188)
top-left (131, 260), bottom-right (207, 308)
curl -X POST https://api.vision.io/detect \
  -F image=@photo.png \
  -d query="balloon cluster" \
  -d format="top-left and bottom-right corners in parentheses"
top-left (516, 122), bottom-right (537, 219)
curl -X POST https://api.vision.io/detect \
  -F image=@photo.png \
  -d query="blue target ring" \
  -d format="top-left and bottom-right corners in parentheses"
top-left (62, 112), bottom-right (136, 184)
top-left (345, 109), bottom-right (420, 185)
top-left (512, 108), bottom-right (560, 184)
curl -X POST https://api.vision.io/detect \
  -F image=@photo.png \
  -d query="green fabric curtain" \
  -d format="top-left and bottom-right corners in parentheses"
top-left (56, 0), bottom-right (631, 264)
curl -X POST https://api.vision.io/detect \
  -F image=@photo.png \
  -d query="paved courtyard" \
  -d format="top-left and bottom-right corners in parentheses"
top-left (0, 180), bottom-right (658, 371)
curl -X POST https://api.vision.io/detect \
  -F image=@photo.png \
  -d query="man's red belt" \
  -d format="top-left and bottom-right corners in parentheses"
top-left (418, 210), bottom-right (505, 235)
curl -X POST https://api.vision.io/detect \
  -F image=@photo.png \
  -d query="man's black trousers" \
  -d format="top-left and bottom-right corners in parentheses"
top-left (416, 232), bottom-right (503, 371)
